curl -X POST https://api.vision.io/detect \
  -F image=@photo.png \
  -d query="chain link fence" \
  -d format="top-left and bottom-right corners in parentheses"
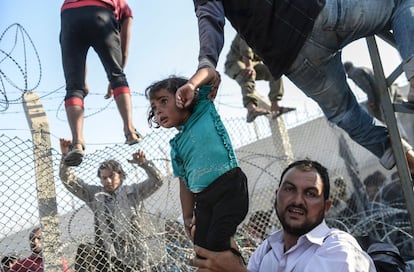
top-left (1, 107), bottom-right (414, 271)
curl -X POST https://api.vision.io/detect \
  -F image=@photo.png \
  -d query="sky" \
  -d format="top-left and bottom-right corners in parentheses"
top-left (0, 0), bottom-right (408, 153)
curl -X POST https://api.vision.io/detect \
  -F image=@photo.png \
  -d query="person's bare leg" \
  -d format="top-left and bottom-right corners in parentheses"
top-left (66, 105), bottom-right (85, 150)
top-left (63, 104), bottom-right (85, 166)
top-left (114, 92), bottom-right (142, 144)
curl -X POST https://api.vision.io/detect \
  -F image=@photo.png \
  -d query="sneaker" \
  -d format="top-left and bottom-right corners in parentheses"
top-left (379, 139), bottom-right (413, 170)
top-left (379, 147), bottom-right (395, 170)
top-left (407, 91), bottom-right (414, 104)
top-left (403, 90), bottom-right (414, 109)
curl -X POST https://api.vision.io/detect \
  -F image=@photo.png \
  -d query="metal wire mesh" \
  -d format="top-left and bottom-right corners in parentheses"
top-left (1, 113), bottom-right (413, 271)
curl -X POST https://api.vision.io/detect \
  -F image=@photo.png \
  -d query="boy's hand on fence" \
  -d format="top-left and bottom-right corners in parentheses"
top-left (127, 149), bottom-right (147, 165)
top-left (59, 138), bottom-right (72, 156)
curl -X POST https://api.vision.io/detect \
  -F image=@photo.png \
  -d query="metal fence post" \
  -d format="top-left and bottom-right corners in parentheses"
top-left (366, 35), bottom-right (414, 234)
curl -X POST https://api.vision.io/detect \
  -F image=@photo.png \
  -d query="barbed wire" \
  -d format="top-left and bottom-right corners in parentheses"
top-left (0, 23), bottom-right (42, 106)
top-left (0, 24), bottom-right (327, 145)
top-left (0, 23), bottom-right (148, 121)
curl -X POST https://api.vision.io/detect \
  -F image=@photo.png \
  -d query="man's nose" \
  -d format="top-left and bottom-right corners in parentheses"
top-left (291, 192), bottom-right (305, 205)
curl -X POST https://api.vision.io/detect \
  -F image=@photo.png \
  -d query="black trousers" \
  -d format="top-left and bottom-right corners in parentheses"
top-left (193, 167), bottom-right (249, 251)
top-left (60, 6), bottom-right (128, 101)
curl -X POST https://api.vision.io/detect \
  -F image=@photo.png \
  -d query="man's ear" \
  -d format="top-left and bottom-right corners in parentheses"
top-left (324, 199), bottom-right (332, 216)
top-left (273, 190), bottom-right (278, 210)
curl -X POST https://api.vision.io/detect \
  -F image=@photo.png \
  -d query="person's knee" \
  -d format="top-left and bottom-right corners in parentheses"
top-left (64, 96), bottom-right (84, 108)
top-left (206, 220), bottom-right (241, 251)
top-left (65, 86), bottom-right (86, 108)
top-left (331, 102), bottom-right (365, 133)
top-left (113, 86), bottom-right (131, 98)
top-left (206, 237), bottom-right (231, 252)
top-left (65, 88), bottom-right (86, 101)
top-left (109, 75), bottom-right (128, 91)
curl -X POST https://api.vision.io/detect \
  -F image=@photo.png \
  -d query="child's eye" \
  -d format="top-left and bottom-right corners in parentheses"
top-left (161, 98), bottom-right (168, 104)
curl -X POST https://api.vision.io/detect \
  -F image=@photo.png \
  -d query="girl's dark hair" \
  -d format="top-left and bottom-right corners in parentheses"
top-left (279, 159), bottom-right (330, 200)
top-left (97, 160), bottom-right (126, 181)
top-left (144, 76), bottom-right (188, 128)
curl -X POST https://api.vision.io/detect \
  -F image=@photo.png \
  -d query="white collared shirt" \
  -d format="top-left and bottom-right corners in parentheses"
top-left (247, 220), bottom-right (376, 272)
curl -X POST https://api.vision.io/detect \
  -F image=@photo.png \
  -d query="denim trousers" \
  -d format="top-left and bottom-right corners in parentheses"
top-left (286, 0), bottom-right (414, 158)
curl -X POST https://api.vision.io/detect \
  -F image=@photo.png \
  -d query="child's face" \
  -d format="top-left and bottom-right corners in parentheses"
top-left (150, 88), bottom-right (190, 128)
top-left (99, 169), bottom-right (122, 193)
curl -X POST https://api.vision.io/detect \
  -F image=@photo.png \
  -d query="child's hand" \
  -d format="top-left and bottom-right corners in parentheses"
top-left (127, 149), bottom-right (147, 165)
top-left (104, 83), bottom-right (113, 99)
top-left (176, 82), bottom-right (196, 108)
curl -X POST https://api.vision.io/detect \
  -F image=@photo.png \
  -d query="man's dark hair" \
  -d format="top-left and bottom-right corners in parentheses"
top-left (279, 159), bottom-right (330, 200)
top-left (363, 170), bottom-right (386, 187)
top-left (97, 160), bottom-right (126, 181)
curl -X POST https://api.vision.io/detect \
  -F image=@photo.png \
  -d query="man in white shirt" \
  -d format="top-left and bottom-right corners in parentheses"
top-left (193, 159), bottom-right (376, 272)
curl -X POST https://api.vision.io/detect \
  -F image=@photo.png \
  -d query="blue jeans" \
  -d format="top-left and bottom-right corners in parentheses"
top-left (286, 0), bottom-right (414, 158)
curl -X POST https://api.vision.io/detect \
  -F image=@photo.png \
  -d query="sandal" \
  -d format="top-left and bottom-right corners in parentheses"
top-left (64, 142), bottom-right (85, 167)
top-left (125, 129), bottom-right (143, 145)
top-left (272, 106), bottom-right (296, 119)
top-left (246, 107), bottom-right (271, 123)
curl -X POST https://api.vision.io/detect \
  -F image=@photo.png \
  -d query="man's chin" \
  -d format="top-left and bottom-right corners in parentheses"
top-left (277, 210), bottom-right (324, 237)
top-left (282, 224), bottom-right (311, 237)
top-left (105, 187), bottom-right (115, 192)
top-left (281, 220), bottom-right (321, 237)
